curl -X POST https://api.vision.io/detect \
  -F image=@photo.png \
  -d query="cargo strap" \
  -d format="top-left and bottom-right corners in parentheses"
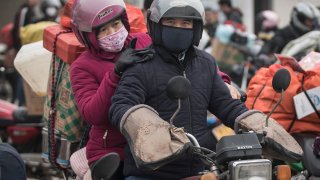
top-left (301, 75), bottom-right (320, 119)
top-left (48, 29), bottom-right (72, 171)
top-left (287, 75), bottom-right (320, 132)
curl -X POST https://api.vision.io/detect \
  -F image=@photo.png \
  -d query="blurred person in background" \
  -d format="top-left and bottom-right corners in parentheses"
top-left (203, 1), bottom-right (220, 39)
top-left (255, 10), bottom-right (279, 42)
top-left (11, 0), bottom-right (62, 106)
top-left (258, 2), bottom-right (320, 67)
top-left (19, 0), bottom-right (62, 45)
top-left (142, 0), bottom-right (154, 23)
top-left (0, 23), bottom-right (17, 103)
top-left (12, 0), bottom-right (41, 51)
top-left (36, 0), bottom-right (63, 22)
top-left (10, 0), bottom-right (41, 105)
top-left (218, 0), bottom-right (242, 24)
top-left (197, 1), bottom-right (220, 50)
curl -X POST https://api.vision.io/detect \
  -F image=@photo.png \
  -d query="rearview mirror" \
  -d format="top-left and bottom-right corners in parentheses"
top-left (166, 76), bottom-right (191, 127)
top-left (166, 76), bottom-right (191, 100)
top-left (272, 68), bottom-right (291, 93)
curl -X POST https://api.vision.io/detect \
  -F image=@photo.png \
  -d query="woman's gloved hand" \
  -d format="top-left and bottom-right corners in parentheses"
top-left (120, 104), bottom-right (191, 170)
top-left (114, 38), bottom-right (155, 76)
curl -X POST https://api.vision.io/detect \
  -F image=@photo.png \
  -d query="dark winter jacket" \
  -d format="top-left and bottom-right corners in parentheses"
top-left (260, 25), bottom-right (308, 55)
top-left (226, 8), bottom-right (243, 24)
top-left (109, 45), bottom-right (248, 179)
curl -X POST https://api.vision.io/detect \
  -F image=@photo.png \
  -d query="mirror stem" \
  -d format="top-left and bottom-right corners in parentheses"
top-left (170, 99), bottom-right (181, 127)
top-left (266, 89), bottom-right (284, 127)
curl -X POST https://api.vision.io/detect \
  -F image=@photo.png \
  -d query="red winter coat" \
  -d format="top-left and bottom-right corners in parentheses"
top-left (70, 33), bottom-right (151, 165)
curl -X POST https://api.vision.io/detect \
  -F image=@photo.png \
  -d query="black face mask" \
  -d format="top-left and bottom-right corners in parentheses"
top-left (161, 25), bottom-right (194, 54)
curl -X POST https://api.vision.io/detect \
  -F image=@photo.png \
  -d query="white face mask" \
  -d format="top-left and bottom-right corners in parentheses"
top-left (98, 26), bottom-right (128, 52)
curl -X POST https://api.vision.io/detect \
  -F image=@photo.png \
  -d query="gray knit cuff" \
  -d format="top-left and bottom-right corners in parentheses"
top-left (234, 110), bottom-right (262, 132)
top-left (119, 104), bottom-right (159, 133)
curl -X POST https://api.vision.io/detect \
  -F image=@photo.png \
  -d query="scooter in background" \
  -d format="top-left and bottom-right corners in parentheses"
top-left (290, 134), bottom-right (320, 179)
top-left (0, 99), bottom-right (42, 152)
top-left (0, 99), bottom-right (61, 178)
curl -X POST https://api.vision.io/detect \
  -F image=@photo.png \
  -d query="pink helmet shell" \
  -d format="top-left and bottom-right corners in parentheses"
top-left (262, 10), bottom-right (279, 29)
top-left (71, 0), bottom-right (130, 54)
top-left (72, 0), bottom-right (127, 32)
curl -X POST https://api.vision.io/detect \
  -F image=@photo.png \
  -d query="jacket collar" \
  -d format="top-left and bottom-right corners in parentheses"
top-left (153, 45), bottom-right (197, 66)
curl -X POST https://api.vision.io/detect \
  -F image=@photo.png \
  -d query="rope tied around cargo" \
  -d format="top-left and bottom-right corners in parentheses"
top-left (48, 29), bottom-right (72, 171)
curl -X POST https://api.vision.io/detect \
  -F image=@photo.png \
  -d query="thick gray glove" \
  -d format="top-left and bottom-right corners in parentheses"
top-left (119, 105), bottom-right (191, 170)
top-left (235, 110), bottom-right (303, 163)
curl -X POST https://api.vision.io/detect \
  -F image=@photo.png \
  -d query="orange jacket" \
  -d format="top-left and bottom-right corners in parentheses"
top-left (125, 3), bottom-right (148, 33)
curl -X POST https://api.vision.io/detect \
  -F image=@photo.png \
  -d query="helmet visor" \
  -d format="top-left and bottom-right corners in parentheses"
top-left (149, 0), bottom-right (205, 24)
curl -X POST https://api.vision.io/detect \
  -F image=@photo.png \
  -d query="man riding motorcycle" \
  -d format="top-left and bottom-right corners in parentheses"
top-left (109, 0), bottom-right (303, 179)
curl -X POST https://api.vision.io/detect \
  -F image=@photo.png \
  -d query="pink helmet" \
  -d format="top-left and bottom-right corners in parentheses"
top-left (261, 10), bottom-right (279, 29)
top-left (71, 0), bottom-right (130, 51)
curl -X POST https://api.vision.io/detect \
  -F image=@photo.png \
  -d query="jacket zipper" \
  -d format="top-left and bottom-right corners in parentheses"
top-left (103, 130), bottom-right (108, 148)
top-left (178, 55), bottom-right (194, 176)
top-left (182, 70), bottom-right (194, 135)
top-left (178, 51), bottom-right (194, 134)
top-left (183, 69), bottom-right (194, 177)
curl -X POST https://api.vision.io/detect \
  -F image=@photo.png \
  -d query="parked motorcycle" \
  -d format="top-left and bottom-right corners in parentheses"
top-left (0, 100), bottom-right (41, 150)
top-left (290, 133), bottom-right (320, 179)
top-left (0, 99), bottom-right (61, 178)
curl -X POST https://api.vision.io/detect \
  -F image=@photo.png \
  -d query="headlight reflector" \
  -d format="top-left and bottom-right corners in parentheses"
top-left (230, 159), bottom-right (272, 180)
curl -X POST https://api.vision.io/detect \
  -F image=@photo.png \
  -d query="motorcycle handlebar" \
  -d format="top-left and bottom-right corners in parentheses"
top-left (238, 89), bottom-right (247, 102)
top-left (230, 82), bottom-right (247, 102)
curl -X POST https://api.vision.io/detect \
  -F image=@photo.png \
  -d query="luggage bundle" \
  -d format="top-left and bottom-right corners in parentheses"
top-left (41, 0), bottom-right (87, 169)
top-left (245, 53), bottom-right (320, 134)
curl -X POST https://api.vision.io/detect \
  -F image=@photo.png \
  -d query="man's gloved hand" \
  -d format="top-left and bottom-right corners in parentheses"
top-left (119, 104), bottom-right (191, 170)
top-left (225, 83), bottom-right (241, 99)
top-left (114, 38), bottom-right (155, 76)
top-left (234, 110), bottom-right (303, 163)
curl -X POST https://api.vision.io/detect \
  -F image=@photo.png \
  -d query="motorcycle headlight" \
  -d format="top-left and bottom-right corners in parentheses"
top-left (230, 159), bottom-right (272, 180)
